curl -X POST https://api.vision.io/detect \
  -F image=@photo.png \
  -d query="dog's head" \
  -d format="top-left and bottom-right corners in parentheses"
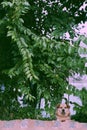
top-left (56, 103), bottom-right (70, 122)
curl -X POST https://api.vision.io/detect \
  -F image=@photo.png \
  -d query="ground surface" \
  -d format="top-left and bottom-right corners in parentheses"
top-left (0, 119), bottom-right (87, 130)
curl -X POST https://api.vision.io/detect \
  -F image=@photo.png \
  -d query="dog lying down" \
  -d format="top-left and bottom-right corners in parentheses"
top-left (56, 103), bottom-right (71, 122)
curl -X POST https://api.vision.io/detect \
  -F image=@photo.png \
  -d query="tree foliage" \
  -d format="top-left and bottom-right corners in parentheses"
top-left (0, 0), bottom-right (87, 120)
top-left (71, 88), bottom-right (87, 122)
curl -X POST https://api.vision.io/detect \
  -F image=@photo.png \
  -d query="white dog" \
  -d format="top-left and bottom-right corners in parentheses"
top-left (56, 103), bottom-right (71, 122)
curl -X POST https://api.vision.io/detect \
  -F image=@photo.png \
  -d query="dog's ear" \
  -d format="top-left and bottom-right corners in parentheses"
top-left (56, 104), bottom-right (60, 108)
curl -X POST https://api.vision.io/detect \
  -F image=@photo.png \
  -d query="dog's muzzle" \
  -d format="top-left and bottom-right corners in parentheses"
top-left (61, 109), bottom-right (65, 115)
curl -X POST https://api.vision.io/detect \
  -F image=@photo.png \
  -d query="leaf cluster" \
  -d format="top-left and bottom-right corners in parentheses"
top-left (0, 0), bottom-right (87, 120)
